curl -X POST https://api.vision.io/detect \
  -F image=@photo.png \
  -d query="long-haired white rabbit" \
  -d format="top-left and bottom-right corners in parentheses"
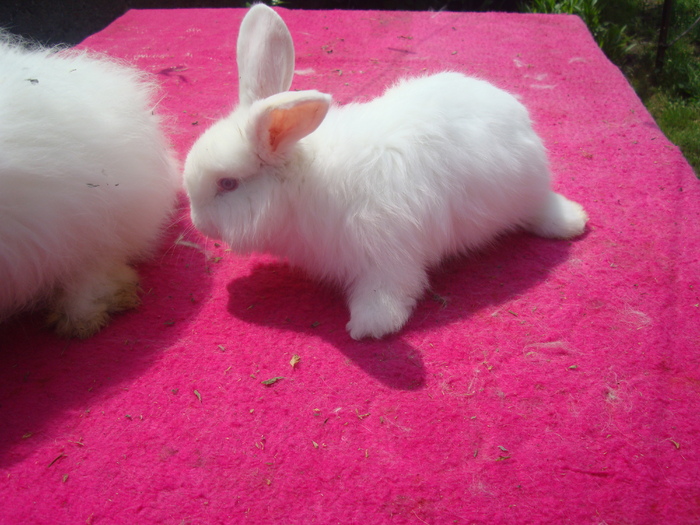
top-left (184, 4), bottom-right (588, 340)
top-left (0, 33), bottom-right (180, 338)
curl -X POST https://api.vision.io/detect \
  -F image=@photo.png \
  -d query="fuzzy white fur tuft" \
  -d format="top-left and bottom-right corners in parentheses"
top-left (0, 33), bottom-right (180, 338)
top-left (184, 5), bottom-right (588, 339)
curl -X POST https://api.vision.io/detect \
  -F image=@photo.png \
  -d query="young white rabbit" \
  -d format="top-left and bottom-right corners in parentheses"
top-left (0, 34), bottom-right (180, 338)
top-left (184, 4), bottom-right (588, 340)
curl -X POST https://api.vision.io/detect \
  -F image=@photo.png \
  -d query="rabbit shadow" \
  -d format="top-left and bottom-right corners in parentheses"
top-left (225, 231), bottom-right (582, 391)
top-left (225, 263), bottom-right (427, 391)
top-left (0, 196), bottom-right (214, 468)
top-left (421, 232), bottom-right (585, 326)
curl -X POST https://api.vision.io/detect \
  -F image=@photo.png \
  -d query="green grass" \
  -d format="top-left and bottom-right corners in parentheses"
top-left (524, 0), bottom-right (636, 62)
top-left (648, 94), bottom-right (700, 168)
top-left (523, 0), bottom-right (700, 174)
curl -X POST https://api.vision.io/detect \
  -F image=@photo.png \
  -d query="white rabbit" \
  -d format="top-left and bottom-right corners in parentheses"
top-left (0, 33), bottom-right (180, 338)
top-left (183, 4), bottom-right (588, 340)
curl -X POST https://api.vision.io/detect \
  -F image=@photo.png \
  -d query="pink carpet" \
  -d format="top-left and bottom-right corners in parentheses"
top-left (2, 7), bottom-right (699, 524)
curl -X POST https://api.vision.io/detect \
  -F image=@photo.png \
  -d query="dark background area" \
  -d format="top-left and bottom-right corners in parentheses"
top-left (1, 0), bottom-right (522, 46)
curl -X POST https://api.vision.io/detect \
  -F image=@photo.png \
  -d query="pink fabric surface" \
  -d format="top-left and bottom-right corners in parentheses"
top-left (2, 7), bottom-right (699, 524)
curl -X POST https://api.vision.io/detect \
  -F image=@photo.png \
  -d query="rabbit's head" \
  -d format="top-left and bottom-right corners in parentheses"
top-left (183, 4), bottom-right (330, 252)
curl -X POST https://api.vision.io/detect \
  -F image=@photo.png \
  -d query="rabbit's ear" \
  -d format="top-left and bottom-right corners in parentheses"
top-left (237, 4), bottom-right (295, 107)
top-left (251, 90), bottom-right (330, 162)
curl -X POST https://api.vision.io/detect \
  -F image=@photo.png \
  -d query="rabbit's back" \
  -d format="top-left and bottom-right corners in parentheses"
top-left (306, 72), bottom-right (552, 265)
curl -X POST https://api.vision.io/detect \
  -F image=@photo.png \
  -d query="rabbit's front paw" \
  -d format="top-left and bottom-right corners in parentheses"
top-left (346, 289), bottom-right (416, 340)
top-left (48, 263), bottom-right (141, 338)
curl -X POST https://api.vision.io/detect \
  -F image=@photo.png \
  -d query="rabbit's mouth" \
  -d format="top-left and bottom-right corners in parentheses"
top-left (190, 211), bottom-right (222, 242)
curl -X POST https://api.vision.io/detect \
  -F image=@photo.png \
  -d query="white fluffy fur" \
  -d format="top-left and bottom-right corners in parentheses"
top-left (184, 4), bottom-right (588, 340)
top-left (0, 34), bottom-right (180, 338)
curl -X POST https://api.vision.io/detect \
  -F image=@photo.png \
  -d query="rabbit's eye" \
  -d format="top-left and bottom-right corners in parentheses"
top-left (217, 178), bottom-right (239, 193)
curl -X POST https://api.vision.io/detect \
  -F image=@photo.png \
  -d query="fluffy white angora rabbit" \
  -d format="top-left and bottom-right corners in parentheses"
top-left (0, 34), bottom-right (180, 338)
top-left (184, 4), bottom-right (588, 340)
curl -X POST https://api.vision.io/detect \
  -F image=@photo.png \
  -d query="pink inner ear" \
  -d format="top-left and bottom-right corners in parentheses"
top-left (268, 117), bottom-right (286, 152)
top-left (267, 101), bottom-right (327, 153)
